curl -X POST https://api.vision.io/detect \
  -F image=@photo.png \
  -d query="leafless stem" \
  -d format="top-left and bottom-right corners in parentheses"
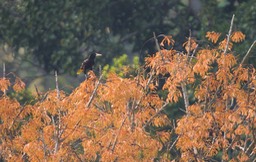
top-left (132, 68), bottom-right (155, 115)
top-left (223, 14), bottom-right (235, 55)
top-left (245, 126), bottom-right (256, 156)
top-left (247, 68), bottom-right (251, 106)
top-left (143, 102), bottom-right (168, 129)
top-left (39, 129), bottom-right (48, 160)
top-left (181, 82), bottom-right (189, 112)
top-left (52, 115), bottom-right (59, 154)
top-left (86, 74), bottom-right (103, 108)
top-left (3, 62), bottom-right (6, 95)
top-left (111, 115), bottom-right (127, 152)
top-left (3, 62), bottom-right (5, 78)
top-left (145, 69), bottom-right (155, 93)
top-left (169, 136), bottom-right (179, 150)
top-left (61, 119), bottom-right (82, 143)
top-left (240, 40), bottom-right (256, 65)
top-left (34, 84), bottom-right (41, 99)
top-left (179, 107), bottom-right (186, 113)
top-left (153, 32), bottom-right (164, 61)
top-left (8, 106), bottom-right (27, 129)
top-left (226, 135), bottom-right (238, 151)
top-left (187, 29), bottom-right (192, 56)
top-left (72, 149), bottom-right (83, 162)
top-left (189, 44), bottom-right (198, 63)
top-left (55, 71), bottom-right (60, 99)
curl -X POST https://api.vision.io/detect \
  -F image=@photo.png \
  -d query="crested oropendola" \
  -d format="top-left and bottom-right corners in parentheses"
top-left (77, 52), bottom-right (102, 75)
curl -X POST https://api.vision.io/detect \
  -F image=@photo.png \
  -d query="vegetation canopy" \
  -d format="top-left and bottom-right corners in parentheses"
top-left (0, 27), bottom-right (255, 161)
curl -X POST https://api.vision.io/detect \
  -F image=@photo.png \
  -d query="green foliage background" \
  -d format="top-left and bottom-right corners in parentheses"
top-left (1, 0), bottom-right (254, 74)
top-left (0, 0), bottom-right (255, 91)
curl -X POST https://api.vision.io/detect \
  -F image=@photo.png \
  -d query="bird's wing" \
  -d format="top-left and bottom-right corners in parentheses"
top-left (77, 60), bottom-right (86, 74)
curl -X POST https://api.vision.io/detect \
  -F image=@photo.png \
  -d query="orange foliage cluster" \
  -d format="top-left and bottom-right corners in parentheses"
top-left (0, 72), bottom-right (169, 161)
top-left (0, 31), bottom-right (255, 161)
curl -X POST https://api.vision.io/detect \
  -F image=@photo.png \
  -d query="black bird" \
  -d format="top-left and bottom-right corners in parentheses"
top-left (77, 52), bottom-right (102, 75)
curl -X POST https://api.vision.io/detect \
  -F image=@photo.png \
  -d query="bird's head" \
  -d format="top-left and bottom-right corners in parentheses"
top-left (89, 52), bottom-right (102, 60)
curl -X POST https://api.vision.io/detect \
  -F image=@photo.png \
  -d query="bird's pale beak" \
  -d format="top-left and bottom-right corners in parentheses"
top-left (95, 53), bottom-right (102, 56)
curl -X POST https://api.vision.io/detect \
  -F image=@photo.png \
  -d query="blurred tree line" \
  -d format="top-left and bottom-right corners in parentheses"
top-left (0, 0), bottom-right (255, 76)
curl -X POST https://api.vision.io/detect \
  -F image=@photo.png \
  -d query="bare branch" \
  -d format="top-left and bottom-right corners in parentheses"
top-left (61, 119), bottom-right (82, 143)
top-left (34, 84), bottom-right (41, 99)
top-left (240, 40), bottom-right (256, 65)
top-left (181, 82), bottom-right (189, 112)
top-left (55, 71), bottom-right (60, 99)
top-left (189, 44), bottom-right (198, 63)
top-left (86, 74), bottom-right (103, 108)
top-left (8, 105), bottom-right (27, 129)
top-left (153, 32), bottom-right (164, 61)
top-left (52, 115), bottom-right (59, 154)
top-left (224, 14), bottom-right (235, 55)
top-left (3, 62), bottom-right (6, 95)
top-left (39, 129), bottom-right (49, 160)
top-left (72, 149), bottom-right (83, 162)
top-left (187, 29), bottom-right (192, 56)
top-left (3, 62), bottom-right (5, 78)
top-left (111, 115), bottom-right (128, 152)
top-left (169, 136), bottom-right (179, 151)
top-left (143, 102), bottom-right (168, 129)
top-left (145, 69), bottom-right (155, 93)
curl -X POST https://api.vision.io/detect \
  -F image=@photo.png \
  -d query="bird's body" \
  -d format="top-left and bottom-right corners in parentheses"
top-left (77, 52), bottom-right (102, 75)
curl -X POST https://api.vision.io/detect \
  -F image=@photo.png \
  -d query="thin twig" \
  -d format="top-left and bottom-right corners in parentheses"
top-left (86, 74), bottom-right (103, 108)
top-left (55, 71), bottom-right (60, 99)
top-left (132, 68), bottom-right (155, 114)
top-left (240, 40), bottom-right (256, 65)
top-left (111, 115), bottom-right (128, 152)
top-left (245, 125), bottom-right (256, 155)
top-left (181, 82), bottom-right (189, 112)
top-left (3, 62), bottom-right (5, 78)
top-left (246, 68), bottom-right (251, 106)
top-left (61, 119), bottom-right (82, 143)
top-left (3, 62), bottom-right (6, 95)
top-left (39, 129), bottom-right (49, 160)
top-left (187, 29), bottom-right (192, 56)
top-left (153, 32), bottom-right (164, 61)
top-left (143, 102), bottom-right (169, 129)
top-left (145, 69), bottom-right (155, 93)
top-left (52, 115), bottom-right (59, 154)
top-left (169, 136), bottom-right (179, 150)
top-left (8, 106), bottom-right (27, 129)
top-left (34, 84), bottom-right (41, 99)
top-left (189, 44), bottom-right (198, 63)
top-left (223, 14), bottom-right (235, 55)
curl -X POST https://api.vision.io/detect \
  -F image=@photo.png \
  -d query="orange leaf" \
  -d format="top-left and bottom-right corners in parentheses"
top-left (0, 78), bottom-right (10, 92)
top-left (13, 77), bottom-right (26, 92)
top-left (231, 31), bottom-right (245, 43)
top-left (206, 31), bottom-right (221, 44)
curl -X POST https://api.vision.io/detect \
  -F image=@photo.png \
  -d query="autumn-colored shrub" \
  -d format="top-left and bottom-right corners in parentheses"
top-left (0, 26), bottom-right (255, 161)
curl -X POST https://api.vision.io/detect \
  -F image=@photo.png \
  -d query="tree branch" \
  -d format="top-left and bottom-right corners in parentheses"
top-left (52, 115), bottom-right (59, 154)
top-left (153, 32), bottom-right (164, 61)
top-left (86, 74), bottom-right (103, 108)
top-left (169, 136), bottom-right (179, 151)
top-left (61, 119), bottom-right (82, 143)
top-left (240, 40), bottom-right (256, 65)
top-left (55, 71), bottom-right (60, 99)
top-left (111, 115), bottom-right (127, 152)
top-left (142, 102), bottom-right (168, 129)
top-left (181, 82), bottom-right (189, 112)
top-left (3, 62), bottom-right (6, 95)
top-left (187, 29), bottom-right (192, 56)
top-left (145, 69), bottom-right (155, 93)
top-left (223, 14), bottom-right (235, 55)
